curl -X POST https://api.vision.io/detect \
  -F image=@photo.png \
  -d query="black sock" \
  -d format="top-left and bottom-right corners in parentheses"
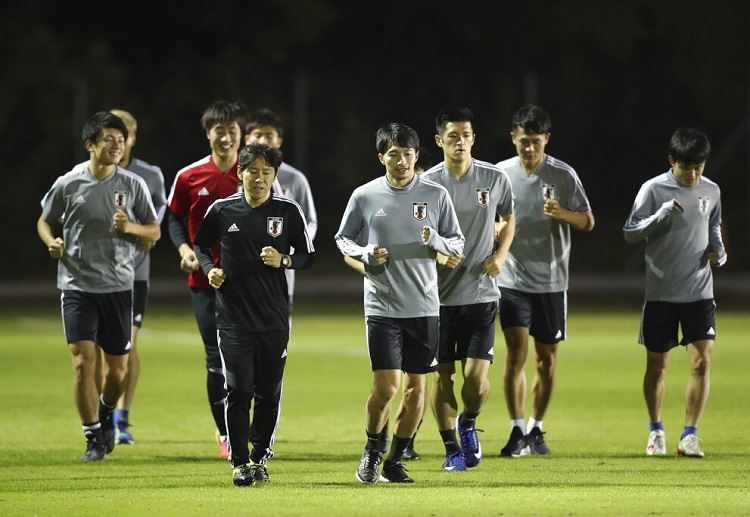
top-left (387, 435), bottom-right (411, 462)
top-left (440, 429), bottom-right (461, 454)
top-left (459, 411), bottom-right (479, 428)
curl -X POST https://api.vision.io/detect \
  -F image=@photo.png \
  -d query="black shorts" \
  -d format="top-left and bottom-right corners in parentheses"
top-left (498, 288), bottom-right (567, 344)
top-left (190, 287), bottom-right (221, 371)
top-left (132, 280), bottom-right (149, 328)
top-left (365, 315), bottom-right (439, 374)
top-left (639, 299), bottom-right (717, 353)
top-left (61, 289), bottom-right (132, 355)
top-left (218, 328), bottom-right (289, 394)
top-left (438, 302), bottom-right (496, 363)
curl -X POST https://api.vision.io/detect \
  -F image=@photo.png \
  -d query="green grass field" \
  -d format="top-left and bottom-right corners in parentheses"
top-left (1, 298), bottom-right (748, 516)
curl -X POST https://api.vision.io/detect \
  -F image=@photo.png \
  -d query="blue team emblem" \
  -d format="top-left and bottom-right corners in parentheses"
top-left (413, 202), bottom-right (428, 221)
top-left (698, 196), bottom-right (710, 214)
top-left (114, 190), bottom-right (128, 207)
top-left (476, 188), bottom-right (490, 207)
top-left (267, 217), bottom-right (284, 237)
top-left (541, 184), bottom-right (555, 200)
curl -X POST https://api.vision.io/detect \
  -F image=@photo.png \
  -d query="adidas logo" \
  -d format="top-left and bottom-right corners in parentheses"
top-left (73, 195), bottom-right (86, 205)
top-left (707, 327), bottom-right (715, 336)
top-left (375, 208), bottom-right (387, 217)
top-left (488, 347), bottom-right (494, 356)
top-left (134, 314), bottom-right (143, 323)
top-left (281, 349), bottom-right (288, 358)
top-left (228, 223), bottom-right (239, 232)
top-left (125, 341), bottom-right (132, 351)
top-left (198, 187), bottom-right (210, 196)
top-left (555, 330), bottom-right (562, 339)
top-left (430, 358), bottom-right (438, 367)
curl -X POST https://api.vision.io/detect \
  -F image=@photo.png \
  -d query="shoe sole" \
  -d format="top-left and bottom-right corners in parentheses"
top-left (677, 449), bottom-right (704, 458)
top-left (355, 471), bottom-right (378, 484)
top-left (501, 445), bottom-right (530, 458)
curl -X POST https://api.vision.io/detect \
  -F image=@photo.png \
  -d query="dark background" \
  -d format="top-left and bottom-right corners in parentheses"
top-left (3, 0), bottom-right (749, 286)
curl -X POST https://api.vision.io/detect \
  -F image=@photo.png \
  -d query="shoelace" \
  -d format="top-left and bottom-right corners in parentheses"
top-left (459, 426), bottom-right (484, 452)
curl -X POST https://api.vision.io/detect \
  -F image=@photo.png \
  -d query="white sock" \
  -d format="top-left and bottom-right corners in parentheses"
top-left (511, 419), bottom-right (525, 433)
top-left (527, 418), bottom-right (542, 434)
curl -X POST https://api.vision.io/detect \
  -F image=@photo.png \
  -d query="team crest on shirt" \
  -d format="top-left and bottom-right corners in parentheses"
top-left (698, 196), bottom-right (710, 214)
top-left (413, 203), bottom-right (428, 221)
top-left (541, 184), bottom-right (555, 200)
top-left (476, 188), bottom-right (490, 207)
top-left (267, 217), bottom-right (283, 237)
top-left (114, 190), bottom-right (128, 207)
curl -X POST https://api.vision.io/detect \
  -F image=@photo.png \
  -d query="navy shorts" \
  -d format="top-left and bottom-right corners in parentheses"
top-left (639, 299), bottom-right (717, 353)
top-left (498, 288), bottom-right (567, 344)
top-left (132, 280), bottom-right (149, 328)
top-left (365, 315), bottom-right (439, 374)
top-left (438, 302), bottom-right (496, 363)
top-left (61, 289), bottom-right (132, 355)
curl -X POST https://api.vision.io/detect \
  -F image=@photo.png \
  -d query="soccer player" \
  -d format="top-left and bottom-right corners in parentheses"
top-left (194, 142), bottom-right (314, 486)
top-left (496, 104), bottom-right (595, 457)
top-left (623, 127), bottom-right (726, 458)
top-left (167, 100), bottom-right (280, 459)
top-left (107, 109), bottom-right (167, 445)
top-left (336, 122), bottom-right (464, 484)
top-left (37, 111), bottom-right (160, 461)
top-left (423, 107), bottom-right (515, 471)
top-left (244, 108), bottom-right (318, 319)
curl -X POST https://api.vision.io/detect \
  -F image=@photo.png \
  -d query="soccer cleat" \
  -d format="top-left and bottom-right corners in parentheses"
top-left (99, 408), bottom-right (115, 454)
top-left (456, 413), bottom-right (483, 467)
top-left (646, 429), bottom-right (666, 456)
top-left (527, 427), bottom-right (551, 455)
top-left (380, 459), bottom-right (414, 483)
top-left (216, 430), bottom-right (230, 460)
top-left (677, 433), bottom-right (704, 458)
top-left (80, 432), bottom-right (108, 462)
top-left (247, 462), bottom-right (270, 483)
top-left (402, 445), bottom-right (421, 461)
top-left (356, 447), bottom-right (383, 484)
top-left (232, 464), bottom-right (255, 487)
top-left (115, 419), bottom-right (134, 445)
top-left (442, 451), bottom-right (467, 472)
top-left (500, 426), bottom-right (530, 457)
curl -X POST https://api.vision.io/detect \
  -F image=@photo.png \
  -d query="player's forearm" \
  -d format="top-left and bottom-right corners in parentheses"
top-left (125, 221), bottom-right (161, 242)
top-left (194, 244), bottom-right (216, 275)
top-left (167, 209), bottom-right (190, 249)
top-left (289, 251), bottom-right (315, 270)
top-left (495, 213), bottom-right (515, 258)
top-left (36, 215), bottom-right (56, 247)
top-left (563, 209), bottom-right (595, 231)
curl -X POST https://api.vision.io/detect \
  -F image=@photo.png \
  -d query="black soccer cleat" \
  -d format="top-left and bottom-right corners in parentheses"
top-left (527, 427), bottom-right (551, 455)
top-left (356, 447), bottom-right (383, 485)
top-left (379, 459), bottom-right (414, 483)
top-left (500, 426), bottom-right (530, 457)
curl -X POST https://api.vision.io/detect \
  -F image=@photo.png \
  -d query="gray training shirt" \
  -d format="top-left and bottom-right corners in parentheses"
top-left (496, 154), bottom-right (591, 293)
top-left (423, 159), bottom-right (514, 305)
top-left (623, 169), bottom-right (725, 302)
top-left (41, 165), bottom-right (158, 293)
top-left (335, 174), bottom-right (465, 318)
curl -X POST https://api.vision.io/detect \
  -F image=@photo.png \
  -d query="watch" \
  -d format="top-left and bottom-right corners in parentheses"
top-left (281, 255), bottom-right (290, 269)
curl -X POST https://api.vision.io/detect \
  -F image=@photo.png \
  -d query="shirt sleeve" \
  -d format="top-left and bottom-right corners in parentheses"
top-left (194, 207), bottom-right (219, 275)
top-left (623, 184), bottom-right (680, 244)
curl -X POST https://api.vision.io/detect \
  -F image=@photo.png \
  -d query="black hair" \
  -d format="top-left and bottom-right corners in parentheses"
top-left (511, 104), bottom-right (551, 135)
top-left (668, 127), bottom-right (711, 165)
top-left (81, 111), bottom-right (128, 148)
top-left (375, 122), bottom-right (420, 154)
top-left (200, 100), bottom-right (248, 133)
top-left (245, 108), bottom-right (284, 138)
top-left (435, 107), bottom-right (475, 135)
top-left (238, 142), bottom-right (283, 171)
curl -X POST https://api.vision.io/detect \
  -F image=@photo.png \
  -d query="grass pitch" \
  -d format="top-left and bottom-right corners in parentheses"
top-left (0, 298), bottom-right (748, 516)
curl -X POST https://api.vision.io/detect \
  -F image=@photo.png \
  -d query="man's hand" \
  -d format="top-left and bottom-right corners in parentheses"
top-left (437, 252), bottom-right (462, 269)
top-left (48, 237), bottom-right (64, 259)
top-left (180, 249), bottom-right (200, 273)
top-left (422, 226), bottom-right (431, 244)
top-left (113, 209), bottom-right (130, 233)
top-left (207, 268), bottom-right (226, 289)
top-left (261, 246), bottom-right (282, 268)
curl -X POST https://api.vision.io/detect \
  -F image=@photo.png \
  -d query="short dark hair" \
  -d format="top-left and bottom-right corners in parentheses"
top-left (245, 108), bottom-right (284, 138)
top-left (375, 123), bottom-right (420, 154)
top-left (81, 111), bottom-right (129, 149)
top-left (415, 146), bottom-right (435, 172)
top-left (238, 142), bottom-right (283, 171)
top-left (200, 100), bottom-right (248, 133)
top-left (668, 127), bottom-right (711, 165)
top-left (512, 104), bottom-right (551, 135)
top-left (435, 107), bottom-right (475, 135)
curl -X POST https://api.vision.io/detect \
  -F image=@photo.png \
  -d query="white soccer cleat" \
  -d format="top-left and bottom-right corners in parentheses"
top-left (646, 429), bottom-right (666, 456)
top-left (677, 433), bottom-right (704, 458)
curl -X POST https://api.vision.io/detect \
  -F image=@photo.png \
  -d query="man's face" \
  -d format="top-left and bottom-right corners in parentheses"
top-left (670, 157), bottom-right (706, 187)
top-left (245, 125), bottom-right (283, 148)
top-left (511, 127), bottom-right (549, 171)
top-left (88, 128), bottom-right (125, 166)
top-left (436, 121), bottom-right (474, 161)
top-left (208, 121), bottom-right (242, 162)
top-left (379, 144), bottom-right (418, 187)
top-left (238, 157), bottom-right (277, 204)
